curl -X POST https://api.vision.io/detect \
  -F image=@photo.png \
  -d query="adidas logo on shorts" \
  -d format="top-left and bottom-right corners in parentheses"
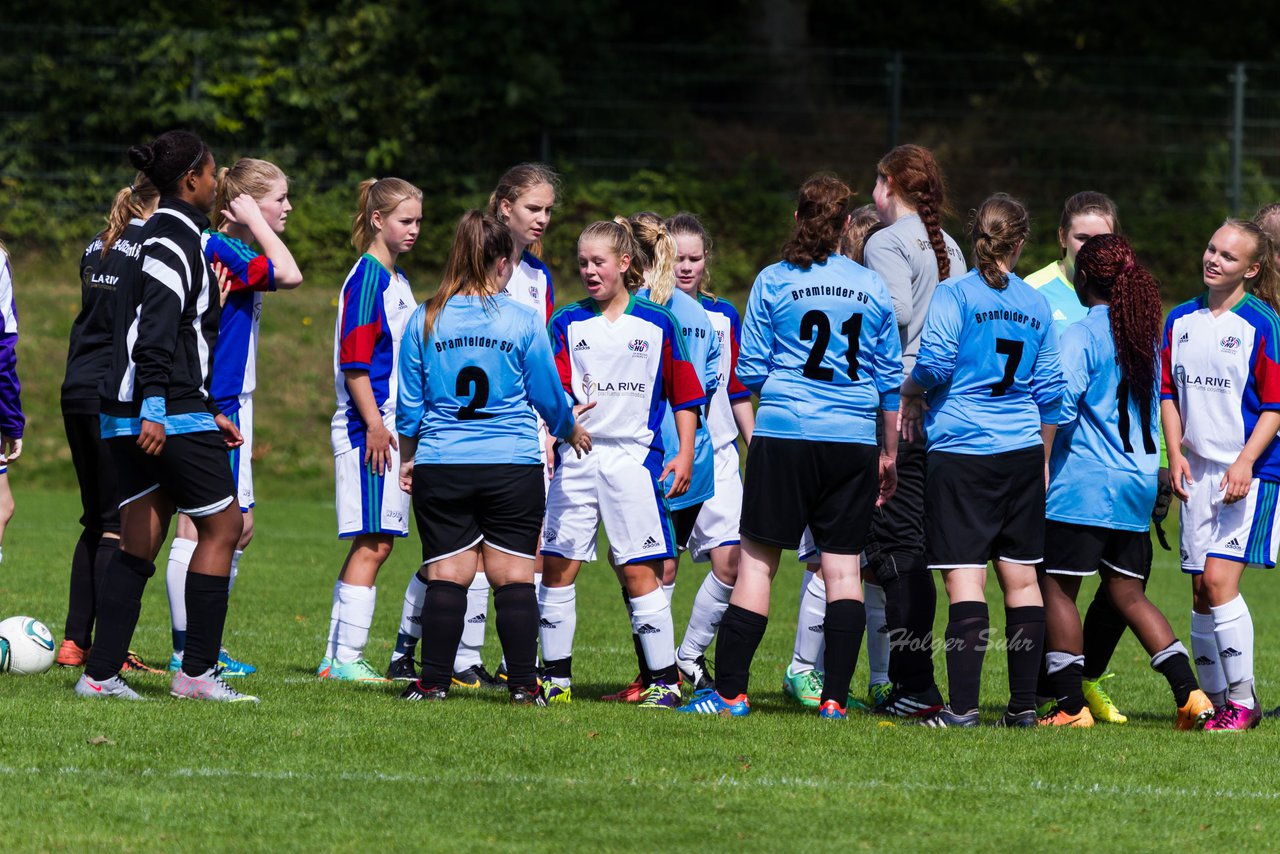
top-left (1221, 647), bottom-right (1243, 658)
top-left (636, 623), bottom-right (660, 635)
top-left (574, 340), bottom-right (590, 351)
top-left (1194, 655), bottom-right (1214, 666)
top-left (642, 536), bottom-right (659, 549)
top-left (467, 614), bottom-right (486, 624)
top-left (807, 624), bottom-right (824, 633)
top-left (1226, 538), bottom-right (1243, 550)
top-left (539, 618), bottom-right (558, 629)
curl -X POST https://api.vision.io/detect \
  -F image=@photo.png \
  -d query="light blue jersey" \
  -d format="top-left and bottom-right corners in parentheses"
top-left (738, 254), bottom-right (901, 444)
top-left (396, 294), bottom-right (574, 465)
top-left (638, 288), bottom-right (719, 510)
top-left (1047, 305), bottom-right (1158, 531)
top-left (912, 268), bottom-right (1065, 455)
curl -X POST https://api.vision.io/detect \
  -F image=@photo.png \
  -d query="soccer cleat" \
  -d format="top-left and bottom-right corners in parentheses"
top-left (781, 666), bottom-right (824, 708)
top-left (1265, 705), bottom-right (1280, 719)
top-left (873, 685), bottom-right (945, 719)
top-left (676, 655), bottom-right (714, 692)
top-left (75, 673), bottom-right (144, 701)
top-left (602, 674), bottom-right (646, 703)
top-left (399, 680), bottom-right (448, 701)
top-left (638, 681), bottom-right (682, 710)
top-left (677, 687), bottom-right (751, 717)
top-left (168, 653), bottom-right (183, 672)
top-left (818, 699), bottom-right (847, 719)
top-left (510, 686), bottom-right (547, 706)
top-left (1035, 698), bottom-right (1056, 718)
top-left (171, 668), bottom-right (259, 703)
top-left (316, 657), bottom-right (332, 679)
top-left (847, 696), bottom-right (872, 712)
top-left (869, 681), bottom-right (893, 708)
top-left (328, 657), bottom-right (390, 683)
top-left (1038, 706), bottom-right (1095, 727)
top-left (1081, 673), bottom-right (1128, 724)
top-left (1203, 698), bottom-right (1262, 732)
top-left (216, 648), bottom-right (256, 677)
top-left (995, 709), bottom-right (1039, 728)
top-left (1175, 689), bottom-right (1215, 731)
top-left (385, 654), bottom-right (418, 682)
top-left (451, 664), bottom-right (502, 690)
top-left (56, 639), bottom-right (89, 668)
top-left (544, 683), bottom-right (572, 704)
top-left (120, 650), bottom-right (165, 674)
top-left (923, 706), bottom-right (979, 728)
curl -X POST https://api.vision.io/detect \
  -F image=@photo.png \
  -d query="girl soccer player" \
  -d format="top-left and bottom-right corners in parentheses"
top-left (601, 211), bottom-right (720, 702)
top-left (389, 163), bottom-right (559, 687)
top-left (79, 130), bottom-right (254, 703)
top-left (319, 177), bottom-right (421, 683)
top-left (538, 219), bottom-right (705, 709)
top-left (680, 174), bottom-right (902, 720)
top-left (669, 212), bottom-right (756, 692)
top-left (901, 193), bottom-right (1064, 728)
top-left (1162, 219), bottom-right (1280, 731)
top-left (58, 175), bottom-right (159, 668)
top-left (165, 157), bottom-right (303, 677)
top-left (1040, 234), bottom-right (1213, 729)
top-left (0, 239), bottom-right (22, 569)
top-left (395, 211), bottom-right (590, 704)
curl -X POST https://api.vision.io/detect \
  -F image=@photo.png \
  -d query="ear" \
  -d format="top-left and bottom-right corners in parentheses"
top-left (841, 213), bottom-right (853, 235)
top-left (498, 198), bottom-right (513, 222)
top-left (617, 253), bottom-right (631, 273)
top-left (370, 208), bottom-right (385, 232)
top-left (1244, 259), bottom-right (1262, 280)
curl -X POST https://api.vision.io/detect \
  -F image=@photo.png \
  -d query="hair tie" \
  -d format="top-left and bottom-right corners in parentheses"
top-left (128, 185), bottom-right (136, 193)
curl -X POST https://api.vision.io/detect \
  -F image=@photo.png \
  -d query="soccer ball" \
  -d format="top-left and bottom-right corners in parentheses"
top-left (0, 616), bottom-right (56, 675)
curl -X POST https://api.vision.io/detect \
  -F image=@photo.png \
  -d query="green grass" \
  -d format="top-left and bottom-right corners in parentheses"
top-left (2, 491), bottom-right (1279, 851)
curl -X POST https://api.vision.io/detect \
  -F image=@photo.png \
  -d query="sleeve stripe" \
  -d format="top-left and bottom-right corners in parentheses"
top-left (142, 254), bottom-right (187, 308)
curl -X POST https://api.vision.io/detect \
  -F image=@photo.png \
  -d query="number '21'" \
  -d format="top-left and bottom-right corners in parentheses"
top-left (800, 310), bottom-right (862, 381)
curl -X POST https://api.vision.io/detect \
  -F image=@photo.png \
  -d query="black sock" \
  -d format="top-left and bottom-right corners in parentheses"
top-left (1036, 653), bottom-right (1051, 700)
top-left (543, 656), bottom-right (572, 681)
top-left (1153, 645), bottom-right (1197, 707)
top-left (944, 601), bottom-right (989, 713)
top-left (64, 530), bottom-right (100, 649)
top-left (714, 604), bottom-right (768, 699)
top-left (493, 582), bottom-right (539, 692)
top-left (620, 588), bottom-right (651, 686)
top-left (418, 580), bottom-right (468, 689)
top-left (1045, 650), bottom-right (1086, 715)
top-left (84, 549), bottom-right (154, 681)
top-left (182, 571), bottom-right (230, 676)
top-left (1081, 583), bottom-right (1129, 680)
top-left (1005, 605), bottom-right (1046, 714)
top-left (821, 599), bottom-right (866, 707)
top-left (883, 558), bottom-right (937, 692)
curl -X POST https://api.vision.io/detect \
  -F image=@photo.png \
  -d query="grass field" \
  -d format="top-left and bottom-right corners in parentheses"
top-left (2, 490), bottom-right (1279, 852)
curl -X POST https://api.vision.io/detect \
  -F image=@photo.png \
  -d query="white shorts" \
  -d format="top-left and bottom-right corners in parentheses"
top-left (689, 443), bottom-right (743, 562)
top-left (798, 527), bottom-right (818, 563)
top-left (333, 411), bottom-right (409, 539)
top-left (541, 441), bottom-right (675, 565)
top-left (1180, 453), bottom-right (1280, 572)
top-left (229, 393), bottom-right (254, 510)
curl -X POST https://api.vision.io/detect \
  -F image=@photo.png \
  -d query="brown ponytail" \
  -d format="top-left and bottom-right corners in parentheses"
top-left (623, 211), bottom-right (677, 305)
top-left (423, 211), bottom-right (513, 337)
top-left (782, 174), bottom-right (853, 269)
top-left (101, 173), bottom-right (159, 257)
top-left (877, 144), bottom-right (951, 279)
top-left (969, 194), bottom-right (1030, 291)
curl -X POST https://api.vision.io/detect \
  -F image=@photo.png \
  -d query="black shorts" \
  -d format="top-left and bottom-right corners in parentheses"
top-left (740, 436), bottom-right (878, 555)
top-left (672, 502), bottom-right (704, 553)
top-left (63, 411), bottom-right (121, 534)
top-left (412, 464), bottom-right (545, 563)
top-left (925, 445), bottom-right (1044, 569)
top-left (1043, 520), bottom-right (1151, 580)
top-left (108, 431), bottom-right (238, 518)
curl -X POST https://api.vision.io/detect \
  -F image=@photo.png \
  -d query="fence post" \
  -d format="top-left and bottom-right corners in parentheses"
top-left (1230, 61), bottom-right (1246, 215)
top-left (887, 51), bottom-right (903, 151)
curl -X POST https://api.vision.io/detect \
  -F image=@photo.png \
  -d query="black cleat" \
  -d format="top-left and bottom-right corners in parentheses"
top-left (510, 685), bottom-right (548, 707)
top-left (873, 685), bottom-right (945, 719)
top-left (452, 664), bottom-right (502, 691)
top-left (385, 654), bottom-right (418, 682)
top-left (399, 681), bottom-right (448, 702)
top-left (676, 654), bottom-right (714, 692)
top-left (922, 705), bottom-right (980, 728)
top-left (994, 709), bottom-right (1038, 728)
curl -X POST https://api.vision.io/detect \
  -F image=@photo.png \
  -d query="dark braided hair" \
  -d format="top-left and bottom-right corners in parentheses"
top-left (878, 144), bottom-right (952, 279)
top-left (1074, 234), bottom-right (1162, 411)
top-left (127, 130), bottom-right (208, 197)
top-left (782, 174), bottom-right (853, 269)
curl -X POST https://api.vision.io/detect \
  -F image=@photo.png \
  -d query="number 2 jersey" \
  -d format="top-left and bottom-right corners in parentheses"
top-left (332, 254), bottom-right (415, 452)
top-left (549, 295), bottom-right (706, 465)
top-left (1048, 305), bottom-right (1158, 532)
top-left (911, 268), bottom-right (1064, 455)
top-left (1161, 292), bottom-right (1280, 479)
top-left (738, 254), bottom-right (902, 445)
top-left (396, 294), bottom-right (574, 465)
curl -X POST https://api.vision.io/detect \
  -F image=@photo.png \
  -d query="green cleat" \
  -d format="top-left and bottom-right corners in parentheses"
top-left (328, 657), bottom-right (390, 683)
top-left (316, 657), bottom-right (332, 679)
top-left (545, 682), bottom-right (572, 704)
top-left (782, 665), bottom-right (823, 708)
top-left (869, 681), bottom-right (893, 709)
top-left (1082, 672), bottom-right (1127, 723)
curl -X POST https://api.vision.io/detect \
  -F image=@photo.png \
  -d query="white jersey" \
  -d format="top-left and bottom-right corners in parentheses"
top-left (504, 250), bottom-right (554, 323)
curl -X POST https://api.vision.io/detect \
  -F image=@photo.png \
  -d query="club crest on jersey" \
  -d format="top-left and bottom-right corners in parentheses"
top-left (1219, 335), bottom-right (1242, 354)
top-left (628, 339), bottom-right (650, 354)
top-left (529, 285), bottom-right (539, 300)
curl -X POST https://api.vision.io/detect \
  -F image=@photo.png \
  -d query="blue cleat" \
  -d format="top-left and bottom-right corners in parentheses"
top-left (217, 647), bottom-right (257, 677)
top-left (676, 687), bottom-right (750, 717)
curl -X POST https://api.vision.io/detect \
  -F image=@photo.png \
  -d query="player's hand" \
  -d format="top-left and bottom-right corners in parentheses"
top-left (1221, 456), bottom-right (1253, 504)
top-left (398, 460), bottom-right (414, 495)
top-left (0, 435), bottom-right (21, 463)
top-left (215, 413), bottom-right (243, 449)
top-left (223, 193), bottom-right (265, 229)
top-left (364, 422), bottom-right (397, 476)
top-left (1168, 453), bottom-right (1192, 502)
top-left (899, 393), bottom-right (927, 444)
top-left (662, 451), bottom-right (693, 498)
top-left (876, 455), bottom-right (898, 507)
top-left (137, 418), bottom-right (166, 456)
top-left (1153, 466), bottom-right (1173, 522)
top-left (213, 260), bottom-right (232, 307)
top-left (568, 423), bottom-right (592, 458)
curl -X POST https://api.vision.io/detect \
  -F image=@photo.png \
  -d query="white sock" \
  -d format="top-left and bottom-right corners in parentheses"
top-left (228, 549), bottom-right (243, 594)
top-left (630, 587), bottom-right (676, 675)
top-left (334, 582), bottom-right (377, 664)
top-left (790, 570), bottom-right (826, 674)
top-left (454, 572), bottom-right (489, 671)
top-left (1212, 595), bottom-right (1255, 708)
top-left (1190, 609), bottom-right (1227, 705)
top-left (864, 580), bottom-right (889, 688)
top-left (538, 584), bottom-right (577, 678)
top-left (662, 582), bottom-right (676, 604)
top-left (392, 571), bottom-right (428, 661)
top-left (166, 537), bottom-right (197, 650)
top-left (678, 572), bottom-right (733, 662)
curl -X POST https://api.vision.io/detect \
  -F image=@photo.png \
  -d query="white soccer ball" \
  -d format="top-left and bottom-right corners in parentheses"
top-left (0, 616), bottom-right (56, 675)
